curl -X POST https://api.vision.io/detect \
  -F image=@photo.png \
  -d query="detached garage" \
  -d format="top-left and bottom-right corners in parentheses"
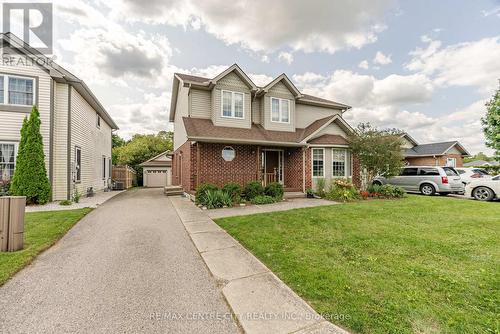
top-left (140, 151), bottom-right (172, 188)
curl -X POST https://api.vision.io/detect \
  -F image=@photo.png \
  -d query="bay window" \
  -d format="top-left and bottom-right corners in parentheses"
top-left (332, 149), bottom-right (347, 177)
top-left (0, 74), bottom-right (35, 106)
top-left (0, 142), bottom-right (16, 181)
top-left (312, 148), bottom-right (324, 177)
top-left (271, 97), bottom-right (290, 123)
top-left (221, 90), bottom-right (244, 118)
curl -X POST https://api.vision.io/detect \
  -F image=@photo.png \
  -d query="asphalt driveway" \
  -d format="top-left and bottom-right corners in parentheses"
top-left (0, 188), bottom-right (239, 334)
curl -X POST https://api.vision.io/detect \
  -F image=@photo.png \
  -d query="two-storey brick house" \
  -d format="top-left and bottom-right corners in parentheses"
top-left (170, 64), bottom-right (360, 194)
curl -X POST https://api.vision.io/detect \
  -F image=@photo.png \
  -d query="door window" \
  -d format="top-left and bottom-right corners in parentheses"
top-left (401, 168), bottom-right (418, 176)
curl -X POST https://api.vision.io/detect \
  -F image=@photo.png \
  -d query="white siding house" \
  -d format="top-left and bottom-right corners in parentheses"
top-left (0, 33), bottom-right (118, 200)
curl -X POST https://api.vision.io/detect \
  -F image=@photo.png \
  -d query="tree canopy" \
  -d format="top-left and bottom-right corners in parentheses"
top-left (349, 123), bottom-right (404, 189)
top-left (482, 81), bottom-right (500, 161)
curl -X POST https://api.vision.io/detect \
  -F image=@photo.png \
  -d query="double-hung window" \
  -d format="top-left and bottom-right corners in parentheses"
top-left (312, 148), bottom-right (324, 177)
top-left (221, 90), bottom-right (244, 118)
top-left (0, 142), bottom-right (16, 181)
top-left (271, 97), bottom-right (290, 123)
top-left (0, 75), bottom-right (35, 106)
top-left (332, 149), bottom-right (347, 177)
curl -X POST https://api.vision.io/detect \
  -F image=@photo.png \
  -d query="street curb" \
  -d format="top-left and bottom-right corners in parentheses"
top-left (170, 196), bottom-right (350, 334)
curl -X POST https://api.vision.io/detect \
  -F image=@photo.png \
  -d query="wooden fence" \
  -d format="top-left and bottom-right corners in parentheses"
top-left (112, 165), bottom-right (137, 189)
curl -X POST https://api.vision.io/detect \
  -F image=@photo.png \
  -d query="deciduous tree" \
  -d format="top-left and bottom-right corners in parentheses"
top-left (482, 81), bottom-right (500, 160)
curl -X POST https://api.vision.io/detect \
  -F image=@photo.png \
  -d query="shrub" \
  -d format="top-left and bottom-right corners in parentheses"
top-left (265, 182), bottom-right (284, 200)
top-left (367, 183), bottom-right (381, 194)
top-left (0, 180), bottom-right (10, 197)
top-left (244, 181), bottom-right (264, 200)
top-left (378, 184), bottom-right (405, 198)
top-left (195, 183), bottom-right (219, 205)
top-left (315, 178), bottom-right (326, 197)
top-left (10, 107), bottom-right (51, 204)
top-left (72, 188), bottom-right (82, 203)
top-left (325, 178), bottom-right (359, 202)
top-left (306, 188), bottom-right (315, 197)
top-left (250, 195), bottom-right (276, 205)
top-left (222, 182), bottom-right (242, 203)
top-left (59, 200), bottom-right (72, 206)
top-left (203, 189), bottom-right (234, 209)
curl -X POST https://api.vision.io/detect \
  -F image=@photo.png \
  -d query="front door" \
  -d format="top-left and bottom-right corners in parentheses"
top-left (262, 150), bottom-right (283, 185)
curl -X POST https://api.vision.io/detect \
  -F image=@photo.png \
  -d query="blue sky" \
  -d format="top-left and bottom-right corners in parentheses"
top-left (31, 0), bottom-right (500, 153)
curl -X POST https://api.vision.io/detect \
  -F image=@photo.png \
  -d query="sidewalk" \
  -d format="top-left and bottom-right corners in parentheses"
top-left (170, 196), bottom-right (349, 334)
top-left (26, 190), bottom-right (125, 212)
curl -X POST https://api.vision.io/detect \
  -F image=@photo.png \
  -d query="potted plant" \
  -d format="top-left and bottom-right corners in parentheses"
top-left (306, 188), bottom-right (315, 198)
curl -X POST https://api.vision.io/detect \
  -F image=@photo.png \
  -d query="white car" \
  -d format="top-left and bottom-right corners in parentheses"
top-left (465, 175), bottom-right (500, 201)
top-left (455, 167), bottom-right (490, 185)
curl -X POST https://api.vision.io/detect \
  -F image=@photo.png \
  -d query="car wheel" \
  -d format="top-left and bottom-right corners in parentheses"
top-left (472, 187), bottom-right (494, 201)
top-left (372, 181), bottom-right (382, 186)
top-left (420, 184), bottom-right (435, 196)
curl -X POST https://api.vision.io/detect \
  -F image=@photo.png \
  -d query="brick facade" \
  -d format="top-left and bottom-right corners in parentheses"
top-left (352, 155), bottom-right (361, 188)
top-left (405, 154), bottom-right (464, 167)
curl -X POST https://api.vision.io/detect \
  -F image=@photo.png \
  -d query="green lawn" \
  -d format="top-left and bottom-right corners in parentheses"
top-left (215, 196), bottom-right (500, 334)
top-left (0, 208), bottom-right (92, 286)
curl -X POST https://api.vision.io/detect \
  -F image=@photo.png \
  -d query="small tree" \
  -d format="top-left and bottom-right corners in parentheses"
top-left (482, 81), bottom-right (500, 161)
top-left (10, 106), bottom-right (51, 204)
top-left (349, 123), bottom-right (404, 190)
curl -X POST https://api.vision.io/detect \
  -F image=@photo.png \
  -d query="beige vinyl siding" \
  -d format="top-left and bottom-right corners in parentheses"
top-left (262, 81), bottom-right (295, 132)
top-left (295, 103), bottom-right (342, 128)
top-left (251, 96), bottom-right (261, 124)
top-left (52, 83), bottom-right (69, 200)
top-left (173, 84), bottom-right (189, 151)
top-left (189, 88), bottom-right (211, 119)
top-left (400, 137), bottom-right (415, 149)
top-left (211, 71), bottom-right (251, 129)
top-left (0, 55), bottom-right (52, 179)
top-left (447, 146), bottom-right (462, 155)
top-left (314, 121), bottom-right (349, 138)
top-left (70, 87), bottom-right (112, 196)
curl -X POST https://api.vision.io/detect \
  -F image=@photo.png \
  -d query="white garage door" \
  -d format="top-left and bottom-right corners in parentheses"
top-left (144, 168), bottom-right (171, 187)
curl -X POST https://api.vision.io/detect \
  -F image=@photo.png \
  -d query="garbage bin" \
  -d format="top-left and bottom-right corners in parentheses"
top-left (0, 196), bottom-right (26, 252)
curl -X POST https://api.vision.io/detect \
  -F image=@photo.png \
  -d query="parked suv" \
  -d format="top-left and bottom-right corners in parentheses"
top-left (372, 166), bottom-right (464, 195)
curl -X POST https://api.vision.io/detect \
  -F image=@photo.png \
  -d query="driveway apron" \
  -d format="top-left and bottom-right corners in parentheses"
top-left (0, 188), bottom-right (239, 334)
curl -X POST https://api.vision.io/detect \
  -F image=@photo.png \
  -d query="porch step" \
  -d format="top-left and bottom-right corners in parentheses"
top-left (284, 192), bottom-right (306, 199)
top-left (164, 185), bottom-right (184, 196)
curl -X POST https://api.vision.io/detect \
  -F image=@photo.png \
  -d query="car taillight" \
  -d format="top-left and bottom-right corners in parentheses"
top-left (441, 176), bottom-right (448, 184)
top-left (471, 173), bottom-right (482, 178)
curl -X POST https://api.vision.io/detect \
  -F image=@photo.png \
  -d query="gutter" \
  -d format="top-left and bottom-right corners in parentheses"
top-left (188, 136), bottom-right (306, 147)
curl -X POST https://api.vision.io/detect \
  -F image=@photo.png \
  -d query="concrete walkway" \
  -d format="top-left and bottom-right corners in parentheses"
top-left (0, 188), bottom-right (238, 334)
top-left (171, 196), bottom-right (349, 334)
top-left (207, 198), bottom-right (337, 219)
top-left (26, 189), bottom-right (125, 212)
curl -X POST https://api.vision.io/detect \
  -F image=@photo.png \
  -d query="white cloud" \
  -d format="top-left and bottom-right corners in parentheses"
top-left (107, 0), bottom-right (394, 54)
top-left (373, 51), bottom-right (392, 65)
top-left (358, 60), bottom-right (369, 69)
top-left (406, 36), bottom-right (500, 93)
top-left (278, 51), bottom-right (294, 65)
top-left (260, 55), bottom-right (270, 63)
top-left (481, 6), bottom-right (500, 17)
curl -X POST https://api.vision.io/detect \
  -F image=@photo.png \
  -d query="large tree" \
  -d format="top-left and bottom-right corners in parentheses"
top-left (349, 123), bottom-right (404, 189)
top-left (482, 81), bottom-right (500, 161)
top-left (113, 131), bottom-right (173, 185)
top-left (10, 106), bottom-right (51, 204)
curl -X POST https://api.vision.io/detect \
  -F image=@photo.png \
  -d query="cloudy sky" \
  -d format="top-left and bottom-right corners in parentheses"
top-left (20, 0), bottom-right (500, 153)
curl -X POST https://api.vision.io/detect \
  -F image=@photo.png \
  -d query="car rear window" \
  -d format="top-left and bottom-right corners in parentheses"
top-left (456, 169), bottom-right (466, 174)
top-left (443, 167), bottom-right (458, 176)
top-left (473, 169), bottom-right (489, 175)
top-left (419, 168), bottom-right (440, 176)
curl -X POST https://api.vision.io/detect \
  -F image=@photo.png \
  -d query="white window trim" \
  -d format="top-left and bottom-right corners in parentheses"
top-left (311, 148), bottom-right (325, 178)
top-left (0, 74), bottom-right (36, 107)
top-left (0, 141), bottom-right (18, 179)
top-left (220, 90), bottom-right (245, 119)
top-left (331, 148), bottom-right (348, 178)
top-left (446, 157), bottom-right (456, 167)
top-left (270, 97), bottom-right (291, 124)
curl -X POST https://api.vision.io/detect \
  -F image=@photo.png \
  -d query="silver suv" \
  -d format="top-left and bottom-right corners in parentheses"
top-left (372, 166), bottom-right (464, 195)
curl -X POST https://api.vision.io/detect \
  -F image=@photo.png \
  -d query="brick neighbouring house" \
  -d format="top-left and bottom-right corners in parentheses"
top-left (169, 64), bottom-right (360, 194)
top-left (400, 133), bottom-right (470, 167)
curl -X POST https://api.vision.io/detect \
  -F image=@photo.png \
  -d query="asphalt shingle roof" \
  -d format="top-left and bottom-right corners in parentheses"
top-left (405, 141), bottom-right (458, 156)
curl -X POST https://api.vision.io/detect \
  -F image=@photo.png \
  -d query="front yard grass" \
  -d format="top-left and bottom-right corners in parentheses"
top-left (215, 196), bottom-right (499, 334)
top-left (0, 208), bottom-right (92, 286)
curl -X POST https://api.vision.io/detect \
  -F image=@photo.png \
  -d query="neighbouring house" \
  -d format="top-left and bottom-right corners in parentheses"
top-left (463, 160), bottom-right (499, 167)
top-left (0, 33), bottom-right (118, 200)
top-left (169, 64), bottom-right (360, 194)
top-left (139, 151), bottom-right (172, 188)
top-left (400, 133), bottom-right (470, 167)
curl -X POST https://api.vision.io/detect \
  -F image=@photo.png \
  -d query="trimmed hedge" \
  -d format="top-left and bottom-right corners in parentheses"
top-left (265, 182), bottom-right (284, 200)
top-left (244, 181), bottom-right (265, 200)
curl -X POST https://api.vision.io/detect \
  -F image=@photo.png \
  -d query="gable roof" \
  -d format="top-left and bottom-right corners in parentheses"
top-left (308, 134), bottom-right (349, 145)
top-left (1, 32), bottom-right (118, 129)
top-left (169, 64), bottom-right (351, 121)
top-left (139, 151), bottom-right (172, 167)
top-left (463, 160), bottom-right (499, 167)
top-left (405, 141), bottom-right (470, 157)
top-left (400, 133), bottom-right (419, 147)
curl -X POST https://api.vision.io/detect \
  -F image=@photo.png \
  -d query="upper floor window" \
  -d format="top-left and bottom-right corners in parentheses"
top-left (221, 90), bottom-right (244, 119)
top-left (271, 97), bottom-right (290, 123)
top-left (0, 75), bottom-right (35, 106)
